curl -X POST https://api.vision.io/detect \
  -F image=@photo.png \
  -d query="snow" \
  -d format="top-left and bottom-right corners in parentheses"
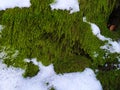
top-left (83, 17), bottom-right (120, 53)
top-left (50, 0), bottom-right (80, 13)
top-left (47, 69), bottom-right (102, 90)
top-left (0, 58), bottom-right (103, 90)
top-left (0, 0), bottom-right (31, 10)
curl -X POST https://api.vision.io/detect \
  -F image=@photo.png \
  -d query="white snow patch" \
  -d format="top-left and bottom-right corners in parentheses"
top-left (50, 0), bottom-right (80, 13)
top-left (100, 40), bottom-right (120, 53)
top-left (47, 68), bottom-right (102, 90)
top-left (83, 17), bottom-right (120, 53)
top-left (0, 58), bottom-right (103, 90)
top-left (0, 0), bottom-right (31, 10)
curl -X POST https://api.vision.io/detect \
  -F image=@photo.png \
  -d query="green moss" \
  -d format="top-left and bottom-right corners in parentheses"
top-left (23, 61), bottom-right (39, 78)
top-left (0, 1), bottom-right (118, 66)
top-left (50, 87), bottom-right (55, 90)
top-left (0, 46), bottom-right (27, 68)
top-left (54, 55), bottom-right (92, 73)
top-left (0, 0), bottom-right (88, 66)
top-left (0, 0), bottom-right (120, 89)
top-left (97, 70), bottom-right (120, 90)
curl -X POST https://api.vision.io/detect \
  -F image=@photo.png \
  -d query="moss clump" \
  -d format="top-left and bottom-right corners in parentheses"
top-left (54, 55), bottom-right (92, 73)
top-left (23, 61), bottom-right (39, 78)
top-left (97, 70), bottom-right (120, 90)
top-left (50, 87), bottom-right (55, 90)
top-left (0, 0), bottom-right (119, 67)
top-left (0, 0), bottom-right (120, 89)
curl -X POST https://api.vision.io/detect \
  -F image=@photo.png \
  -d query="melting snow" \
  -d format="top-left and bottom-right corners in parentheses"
top-left (50, 0), bottom-right (80, 13)
top-left (0, 0), bottom-right (31, 10)
top-left (83, 17), bottom-right (120, 53)
top-left (0, 58), bottom-right (103, 90)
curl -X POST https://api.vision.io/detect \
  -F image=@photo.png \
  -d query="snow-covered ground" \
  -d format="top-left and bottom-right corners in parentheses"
top-left (0, 0), bottom-right (31, 10)
top-left (0, 58), bottom-right (102, 90)
top-left (83, 17), bottom-right (120, 54)
top-left (50, 0), bottom-right (80, 13)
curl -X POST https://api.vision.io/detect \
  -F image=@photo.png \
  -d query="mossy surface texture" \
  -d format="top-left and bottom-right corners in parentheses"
top-left (0, 0), bottom-right (120, 89)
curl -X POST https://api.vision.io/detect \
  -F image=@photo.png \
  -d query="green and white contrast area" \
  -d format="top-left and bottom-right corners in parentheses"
top-left (0, 0), bottom-right (120, 90)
